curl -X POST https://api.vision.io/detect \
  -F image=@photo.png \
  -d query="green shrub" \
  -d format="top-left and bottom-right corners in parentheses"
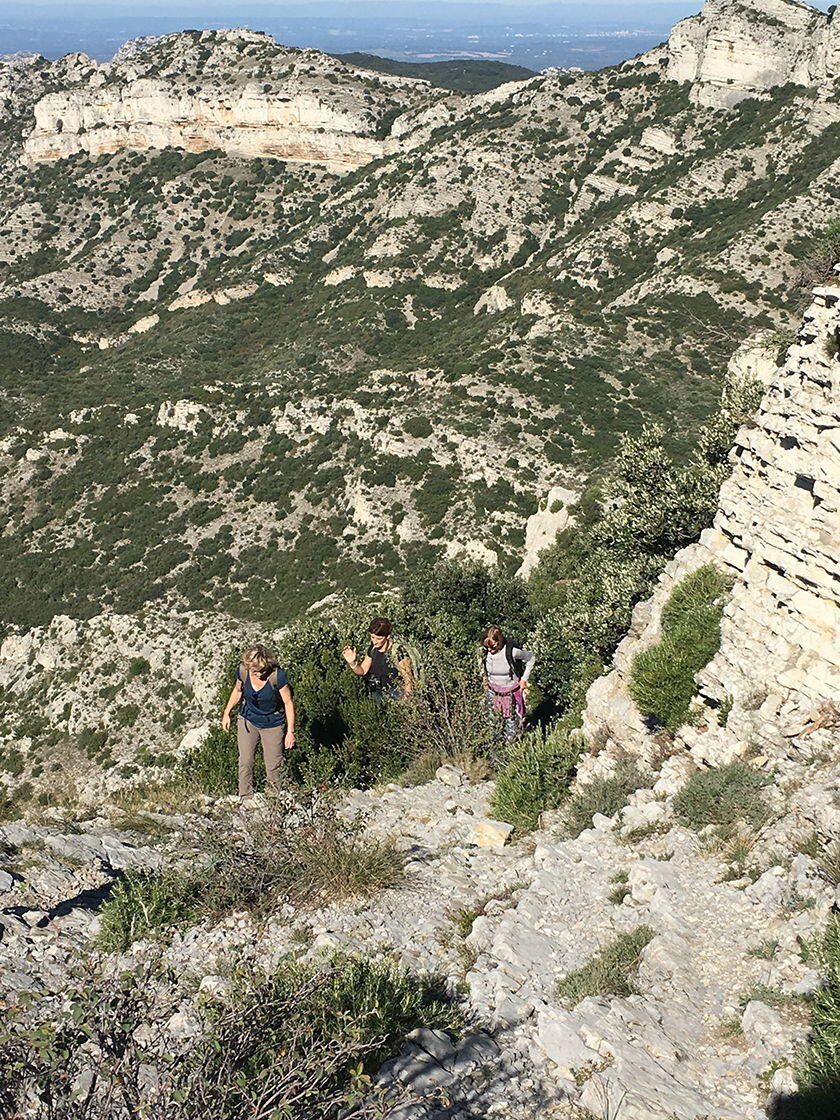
top-left (555, 926), bottom-right (654, 1006)
top-left (202, 794), bottom-right (404, 917)
top-left (530, 373), bottom-right (761, 717)
top-left (0, 952), bottom-right (462, 1120)
top-left (629, 564), bottom-right (731, 732)
top-left (672, 761), bottom-right (772, 836)
top-left (564, 758), bottom-right (641, 838)
top-left (96, 868), bottom-right (204, 950)
top-left (790, 916), bottom-right (840, 1117)
top-left (492, 724), bottom-right (580, 831)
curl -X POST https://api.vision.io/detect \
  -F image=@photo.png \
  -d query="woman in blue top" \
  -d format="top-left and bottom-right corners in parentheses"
top-left (221, 644), bottom-right (295, 799)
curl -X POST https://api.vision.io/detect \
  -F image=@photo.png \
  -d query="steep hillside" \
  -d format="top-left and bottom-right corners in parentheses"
top-left (0, 0), bottom-right (839, 631)
top-left (2, 277), bottom-right (838, 1120)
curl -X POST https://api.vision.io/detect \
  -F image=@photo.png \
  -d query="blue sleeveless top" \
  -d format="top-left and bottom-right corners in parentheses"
top-left (236, 666), bottom-right (288, 729)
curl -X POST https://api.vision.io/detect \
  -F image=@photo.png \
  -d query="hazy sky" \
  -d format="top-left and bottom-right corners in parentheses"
top-left (2, 0), bottom-right (830, 67)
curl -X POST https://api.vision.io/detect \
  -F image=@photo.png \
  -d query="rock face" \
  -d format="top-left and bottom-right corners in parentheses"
top-left (22, 30), bottom-right (426, 170)
top-left (667, 0), bottom-right (839, 108)
top-left (583, 277), bottom-right (840, 760)
top-left (517, 486), bottom-right (577, 579)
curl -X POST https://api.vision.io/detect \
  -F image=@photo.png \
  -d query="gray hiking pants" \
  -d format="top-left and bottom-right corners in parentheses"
top-left (236, 716), bottom-right (286, 796)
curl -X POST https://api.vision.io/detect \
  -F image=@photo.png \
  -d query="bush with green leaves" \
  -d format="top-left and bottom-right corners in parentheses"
top-left (628, 564), bottom-right (731, 733)
top-left (529, 371), bottom-right (761, 718)
top-left (555, 926), bottom-right (654, 1007)
top-left (0, 952), bottom-right (462, 1120)
top-left (96, 868), bottom-right (205, 951)
top-left (564, 758), bottom-right (641, 838)
top-left (97, 792), bottom-right (403, 950)
top-left (491, 724), bottom-right (581, 831)
top-left (672, 761), bottom-right (772, 837)
top-left (788, 915), bottom-right (840, 1119)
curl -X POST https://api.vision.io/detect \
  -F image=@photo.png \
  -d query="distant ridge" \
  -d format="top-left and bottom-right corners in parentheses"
top-left (335, 52), bottom-right (536, 92)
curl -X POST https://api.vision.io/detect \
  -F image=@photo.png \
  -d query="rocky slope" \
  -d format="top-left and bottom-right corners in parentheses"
top-left (0, 0), bottom-right (839, 633)
top-left (668, 0), bottom-right (840, 109)
top-left (21, 30), bottom-right (430, 170)
top-left (0, 607), bottom-right (251, 800)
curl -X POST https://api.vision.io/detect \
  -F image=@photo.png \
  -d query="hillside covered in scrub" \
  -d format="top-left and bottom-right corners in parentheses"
top-left (0, 0), bottom-right (839, 631)
top-left (1, 2), bottom-right (840, 1114)
top-left (1, 275), bottom-right (839, 1120)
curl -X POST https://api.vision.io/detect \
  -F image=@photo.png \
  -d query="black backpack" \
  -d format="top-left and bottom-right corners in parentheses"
top-left (482, 639), bottom-right (526, 681)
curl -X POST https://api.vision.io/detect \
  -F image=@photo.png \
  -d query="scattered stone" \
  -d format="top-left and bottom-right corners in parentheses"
top-left (471, 820), bottom-right (515, 848)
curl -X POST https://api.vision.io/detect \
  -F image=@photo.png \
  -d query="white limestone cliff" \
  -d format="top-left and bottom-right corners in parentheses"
top-left (667, 0), bottom-right (839, 108)
top-left (21, 30), bottom-right (424, 170)
top-left (582, 274), bottom-right (840, 766)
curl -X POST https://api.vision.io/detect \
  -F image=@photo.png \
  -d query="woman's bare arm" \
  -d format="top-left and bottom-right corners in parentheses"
top-left (221, 679), bottom-right (242, 731)
top-left (280, 683), bottom-right (296, 749)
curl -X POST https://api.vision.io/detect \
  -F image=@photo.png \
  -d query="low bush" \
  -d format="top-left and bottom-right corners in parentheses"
top-left (564, 758), bottom-right (641, 838)
top-left (787, 915), bottom-right (840, 1119)
top-left (672, 761), bottom-right (771, 837)
top-left (0, 952), bottom-right (462, 1120)
top-left (96, 868), bottom-right (204, 951)
top-left (96, 793), bottom-right (403, 949)
top-left (203, 793), bottom-right (404, 918)
top-left (492, 724), bottom-right (581, 831)
top-left (629, 564), bottom-right (731, 732)
top-left (555, 926), bottom-right (655, 1007)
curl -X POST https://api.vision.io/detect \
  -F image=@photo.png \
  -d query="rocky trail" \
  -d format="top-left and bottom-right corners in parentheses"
top-left (2, 738), bottom-right (836, 1120)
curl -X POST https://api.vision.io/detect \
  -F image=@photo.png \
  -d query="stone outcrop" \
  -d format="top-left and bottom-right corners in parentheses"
top-left (667, 0), bottom-right (839, 108)
top-left (22, 30), bottom-right (425, 170)
top-left (583, 276), bottom-right (840, 763)
top-left (517, 486), bottom-right (577, 579)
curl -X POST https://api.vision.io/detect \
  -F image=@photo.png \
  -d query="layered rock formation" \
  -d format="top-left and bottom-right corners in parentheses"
top-left (22, 30), bottom-right (426, 170)
top-left (583, 274), bottom-right (840, 767)
top-left (667, 0), bottom-right (839, 108)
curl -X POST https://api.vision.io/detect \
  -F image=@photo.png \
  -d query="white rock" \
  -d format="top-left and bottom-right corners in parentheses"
top-left (471, 820), bottom-right (514, 848)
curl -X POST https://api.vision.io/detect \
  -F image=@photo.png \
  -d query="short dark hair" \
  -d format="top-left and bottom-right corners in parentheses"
top-left (369, 617), bottom-right (393, 637)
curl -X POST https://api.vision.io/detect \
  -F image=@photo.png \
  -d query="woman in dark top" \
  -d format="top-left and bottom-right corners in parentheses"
top-left (342, 617), bottom-right (414, 700)
top-left (221, 643), bottom-right (295, 800)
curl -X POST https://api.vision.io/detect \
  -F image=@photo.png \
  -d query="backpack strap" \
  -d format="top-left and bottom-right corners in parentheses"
top-left (504, 640), bottom-right (517, 680)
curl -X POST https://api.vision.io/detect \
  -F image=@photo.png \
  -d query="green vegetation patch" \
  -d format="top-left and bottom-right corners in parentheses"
top-left (629, 564), bottom-right (731, 733)
top-left (556, 926), bottom-right (655, 1007)
top-left (492, 724), bottom-right (581, 832)
top-left (564, 758), bottom-right (642, 838)
top-left (672, 761), bottom-right (772, 837)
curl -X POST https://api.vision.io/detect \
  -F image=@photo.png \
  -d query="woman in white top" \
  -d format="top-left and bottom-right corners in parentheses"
top-left (480, 625), bottom-right (536, 744)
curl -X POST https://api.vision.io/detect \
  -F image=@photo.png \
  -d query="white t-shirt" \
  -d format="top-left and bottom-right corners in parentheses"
top-left (484, 646), bottom-right (535, 687)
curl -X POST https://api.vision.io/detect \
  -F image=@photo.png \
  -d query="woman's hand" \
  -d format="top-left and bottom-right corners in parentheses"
top-left (519, 680), bottom-right (529, 695)
top-left (221, 712), bottom-right (231, 732)
top-left (284, 730), bottom-right (296, 751)
top-left (342, 646), bottom-right (357, 666)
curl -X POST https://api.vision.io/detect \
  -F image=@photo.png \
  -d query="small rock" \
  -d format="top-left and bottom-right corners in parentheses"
top-left (406, 1027), bottom-right (455, 1062)
top-left (741, 1001), bottom-right (788, 1048)
top-left (166, 1008), bottom-right (203, 1041)
top-left (436, 764), bottom-right (466, 788)
top-left (198, 974), bottom-right (229, 998)
top-left (471, 820), bottom-right (514, 848)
